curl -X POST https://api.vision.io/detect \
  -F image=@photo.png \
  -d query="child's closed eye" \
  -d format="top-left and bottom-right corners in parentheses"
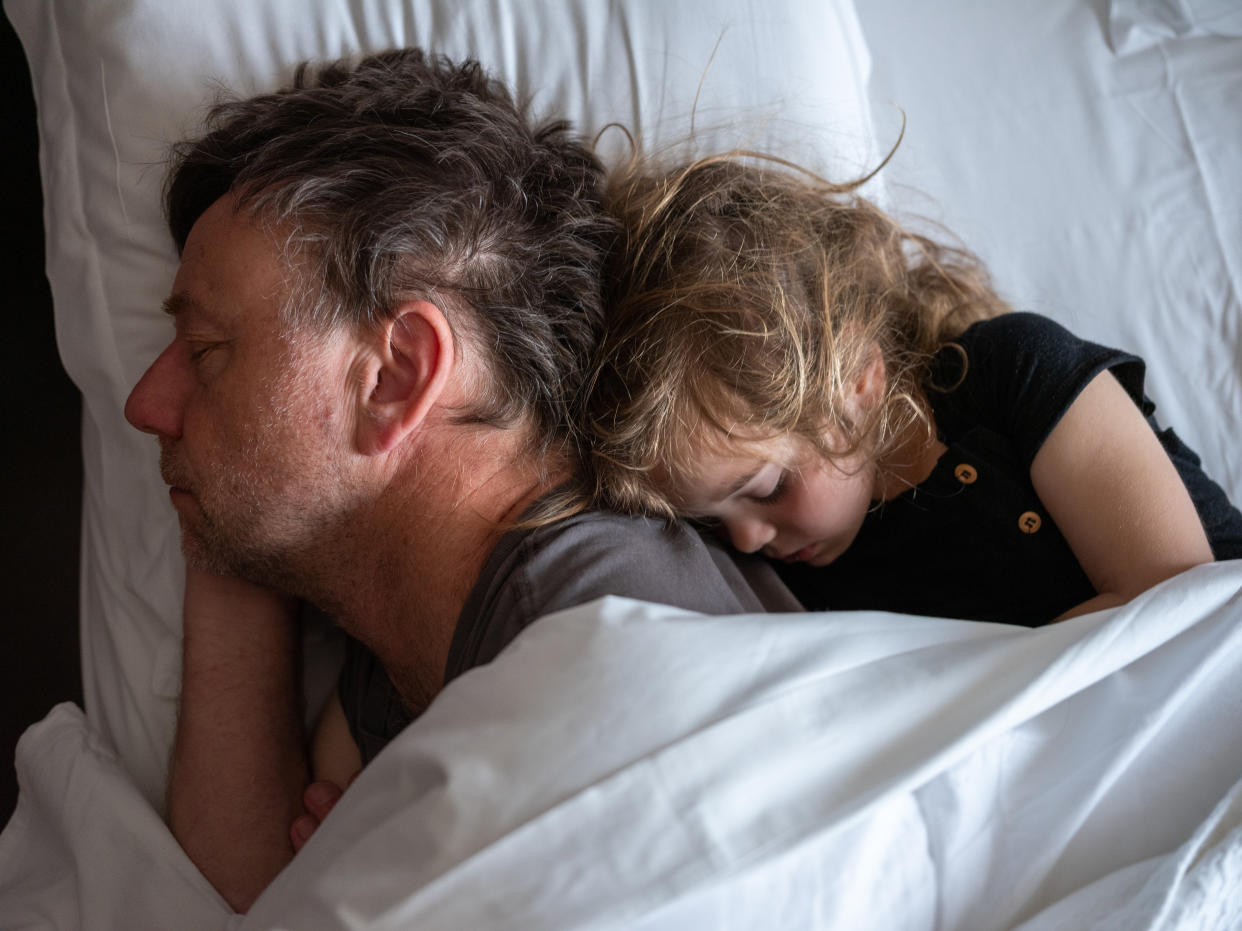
top-left (751, 471), bottom-right (789, 506)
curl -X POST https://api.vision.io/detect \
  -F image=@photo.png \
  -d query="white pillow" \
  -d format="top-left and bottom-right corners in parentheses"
top-left (6, 0), bottom-right (881, 809)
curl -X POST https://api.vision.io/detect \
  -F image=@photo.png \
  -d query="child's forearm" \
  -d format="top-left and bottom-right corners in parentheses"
top-left (1053, 591), bottom-right (1128, 622)
top-left (310, 689), bottom-right (363, 789)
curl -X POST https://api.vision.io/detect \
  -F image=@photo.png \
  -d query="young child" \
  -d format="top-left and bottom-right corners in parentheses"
top-left (584, 155), bottom-right (1242, 624)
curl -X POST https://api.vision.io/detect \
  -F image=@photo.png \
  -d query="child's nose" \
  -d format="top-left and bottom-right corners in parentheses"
top-left (124, 342), bottom-right (188, 440)
top-left (726, 517), bottom-right (775, 554)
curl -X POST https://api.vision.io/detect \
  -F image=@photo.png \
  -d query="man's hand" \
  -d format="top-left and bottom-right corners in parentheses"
top-left (167, 566), bottom-right (308, 913)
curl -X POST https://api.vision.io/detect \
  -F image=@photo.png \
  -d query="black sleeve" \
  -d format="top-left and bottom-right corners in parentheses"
top-left (934, 312), bottom-right (1148, 467)
top-left (936, 313), bottom-right (1242, 559)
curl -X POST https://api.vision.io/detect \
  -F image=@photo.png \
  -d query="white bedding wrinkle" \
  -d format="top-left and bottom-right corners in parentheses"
top-left (1014, 775), bottom-right (1242, 931)
top-left (0, 704), bottom-right (232, 931)
top-left (1109, 0), bottom-right (1242, 52)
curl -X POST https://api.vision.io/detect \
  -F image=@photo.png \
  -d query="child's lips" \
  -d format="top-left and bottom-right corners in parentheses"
top-left (783, 544), bottom-right (818, 563)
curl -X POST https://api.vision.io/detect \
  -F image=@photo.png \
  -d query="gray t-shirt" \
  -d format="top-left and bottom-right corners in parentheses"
top-left (340, 509), bottom-right (800, 763)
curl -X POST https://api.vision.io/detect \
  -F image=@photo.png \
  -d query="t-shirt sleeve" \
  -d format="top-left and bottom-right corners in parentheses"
top-left (338, 633), bottom-right (411, 766)
top-left (518, 515), bottom-right (769, 619)
top-left (935, 312), bottom-right (1149, 466)
top-left (444, 512), bottom-right (796, 682)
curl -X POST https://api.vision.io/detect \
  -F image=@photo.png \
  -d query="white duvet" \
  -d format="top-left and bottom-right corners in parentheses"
top-left (3, 562), bottom-right (1240, 930)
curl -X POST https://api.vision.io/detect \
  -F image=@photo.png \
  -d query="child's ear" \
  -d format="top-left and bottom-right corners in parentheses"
top-left (357, 300), bottom-right (455, 455)
top-left (852, 343), bottom-right (886, 409)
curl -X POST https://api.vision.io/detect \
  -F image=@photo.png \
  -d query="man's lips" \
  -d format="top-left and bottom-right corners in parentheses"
top-left (158, 446), bottom-right (193, 495)
top-left (162, 473), bottom-right (197, 505)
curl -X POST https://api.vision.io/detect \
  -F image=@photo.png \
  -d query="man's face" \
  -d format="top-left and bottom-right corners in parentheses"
top-left (125, 196), bottom-right (363, 587)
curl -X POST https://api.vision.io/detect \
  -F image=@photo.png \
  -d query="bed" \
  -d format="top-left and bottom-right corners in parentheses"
top-left (2, 0), bottom-right (1240, 927)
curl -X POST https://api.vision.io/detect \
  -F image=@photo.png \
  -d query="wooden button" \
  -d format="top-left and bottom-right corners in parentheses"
top-left (1018, 511), bottom-right (1042, 534)
top-left (954, 463), bottom-right (977, 484)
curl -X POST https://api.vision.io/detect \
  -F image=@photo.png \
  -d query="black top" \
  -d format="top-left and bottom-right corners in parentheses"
top-left (777, 313), bottom-right (1242, 625)
top-left (339, 509), bottom-right (801, 763)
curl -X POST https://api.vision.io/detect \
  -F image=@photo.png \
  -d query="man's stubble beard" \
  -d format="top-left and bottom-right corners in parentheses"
top-left (162, 443), bottom-right (358, 603)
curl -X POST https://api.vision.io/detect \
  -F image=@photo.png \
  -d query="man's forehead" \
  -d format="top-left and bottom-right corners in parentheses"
top-left (165, 198), bottom-right (296, 331)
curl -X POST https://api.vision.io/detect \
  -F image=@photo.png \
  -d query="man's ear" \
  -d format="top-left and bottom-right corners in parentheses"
top-left (358, 300), bottom-right (455, 456)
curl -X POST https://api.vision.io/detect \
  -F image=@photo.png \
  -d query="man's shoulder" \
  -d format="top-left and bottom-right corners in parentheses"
top-left (523, 508), bottom-right (703, 561)
top-left (446, 508), bottom-right (798, 679)
top-left (511, 509), bottom-right (751, 612)
top-left (525, 509), bottom-right (803, 613)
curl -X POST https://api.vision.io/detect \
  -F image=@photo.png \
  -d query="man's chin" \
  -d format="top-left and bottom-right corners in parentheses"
top-left (179, 526), bottom-right (238, 578)
top-left (178, 517), bottom-right (252, 577)
top-left (180, 524), bottom-right (308, 597)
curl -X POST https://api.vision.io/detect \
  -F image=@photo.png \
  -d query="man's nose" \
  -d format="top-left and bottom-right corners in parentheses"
top-left (124, 342), bottom-right (187, 440)
top-left (725, 516), bottom-right (775, 555)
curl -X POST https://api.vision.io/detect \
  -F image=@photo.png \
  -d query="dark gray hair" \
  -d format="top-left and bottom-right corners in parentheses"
top-left (165, 47), bottom-right (619, 461)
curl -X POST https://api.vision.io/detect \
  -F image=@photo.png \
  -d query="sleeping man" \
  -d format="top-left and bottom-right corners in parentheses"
top-left (122, 48), bottom-right (800, 913)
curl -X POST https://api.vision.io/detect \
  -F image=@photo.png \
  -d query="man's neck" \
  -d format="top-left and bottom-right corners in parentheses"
top-left (315, 430), bottom-right (561, 716)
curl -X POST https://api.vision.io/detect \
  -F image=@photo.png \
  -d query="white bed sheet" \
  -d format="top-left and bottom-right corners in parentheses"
top-left (3, 563), bottom-right (1242, 929)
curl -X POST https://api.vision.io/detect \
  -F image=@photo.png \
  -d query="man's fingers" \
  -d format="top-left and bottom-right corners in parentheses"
top-left (303, 780), bottom-right (344, 821)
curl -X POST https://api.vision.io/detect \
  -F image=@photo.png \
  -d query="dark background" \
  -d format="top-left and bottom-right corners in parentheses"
top-left (2, 12), bottom-right (86, 825)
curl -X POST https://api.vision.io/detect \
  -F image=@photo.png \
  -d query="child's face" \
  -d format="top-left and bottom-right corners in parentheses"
top-left (671, 436), bottom-right (877, 567)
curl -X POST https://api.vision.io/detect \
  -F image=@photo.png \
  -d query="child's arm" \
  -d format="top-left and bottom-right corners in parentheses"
top-left (1030, 370), bottom-right (1212, 621)
top-left (289, 689), bottom-right (363, 852)
top-left (310, 690), bottom-right (363, 789)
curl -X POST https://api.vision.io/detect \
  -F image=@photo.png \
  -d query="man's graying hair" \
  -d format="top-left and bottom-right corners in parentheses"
top-left (165, 47), bottom-right (620, 461)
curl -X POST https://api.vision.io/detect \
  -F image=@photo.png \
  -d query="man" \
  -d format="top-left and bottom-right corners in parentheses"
top-left (124, 49), bottom-right (798, 913)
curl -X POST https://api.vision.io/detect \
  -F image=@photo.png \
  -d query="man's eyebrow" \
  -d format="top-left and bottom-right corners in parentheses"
top-left (161, 292), bottom-right (205, 319)
top-left (162, 292), bottom-right (228, 333)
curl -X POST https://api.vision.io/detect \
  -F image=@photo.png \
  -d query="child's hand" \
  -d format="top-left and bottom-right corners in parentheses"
top-left (290, 780), bottom-right (345, 853)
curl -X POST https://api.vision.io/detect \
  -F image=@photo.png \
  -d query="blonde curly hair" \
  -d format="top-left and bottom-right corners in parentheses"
top-left (582, 153), bottom-right (1009, 520)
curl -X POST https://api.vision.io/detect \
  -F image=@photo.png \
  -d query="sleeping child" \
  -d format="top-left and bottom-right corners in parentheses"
top-left (583, 154), bottom-right (1242, 624)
